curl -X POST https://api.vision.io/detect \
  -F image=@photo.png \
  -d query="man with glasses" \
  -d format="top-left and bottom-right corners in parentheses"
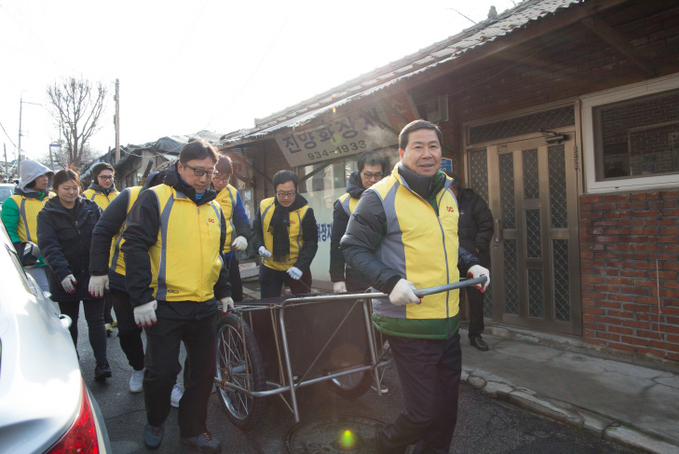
top-left (252, 170), bottom-right (318, 298)
top-left (212, 154), bottom-right (251, 302)
top-left (330, 150), bottom-right (387, 294)
top-left (84, 162), bottom-right (119, 336)
top-left (122, 140), bottom-right (231, 453)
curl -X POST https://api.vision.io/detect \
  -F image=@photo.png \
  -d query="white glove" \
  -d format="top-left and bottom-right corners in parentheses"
top-left (133, 300), bottom-right (158, 327)
top-left (232, 236), bottom-right (248, 251)
top-left (467, 265), bottom-right (490, 292)
top-left (258, 246), bottom-right (272, 258)
top-left (220, 297), bottom-right (234, 314)
top-left (389, 279), bottom-right (420, 306)
top-left (333, 281), bottom-right (347, 293)
top-left (61, 274), bottom-right (77, 294)
top-left (286, 266), bottom-right (302, 280)
top-left (88, 275), bottom-right (109, 298)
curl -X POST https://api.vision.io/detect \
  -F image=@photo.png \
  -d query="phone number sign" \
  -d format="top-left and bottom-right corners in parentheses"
top-left (276, 112), bottom-right (397, 167)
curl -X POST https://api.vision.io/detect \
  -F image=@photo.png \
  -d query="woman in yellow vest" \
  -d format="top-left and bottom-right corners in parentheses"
top-left (252, 170), bottom-right (318, 299)
top-left (1, 158), bottom-right (54, 293)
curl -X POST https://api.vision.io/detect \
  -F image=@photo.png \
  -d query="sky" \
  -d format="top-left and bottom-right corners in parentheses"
top-left (0, 0), bottom-right (518, 165)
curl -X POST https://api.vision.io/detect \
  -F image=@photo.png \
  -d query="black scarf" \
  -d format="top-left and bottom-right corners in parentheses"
top-left (269, 193), bottom-right (307, 263)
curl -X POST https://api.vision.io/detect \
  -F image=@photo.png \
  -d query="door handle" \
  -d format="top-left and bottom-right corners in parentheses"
top-left (494, 219), bottom-right (503, 246)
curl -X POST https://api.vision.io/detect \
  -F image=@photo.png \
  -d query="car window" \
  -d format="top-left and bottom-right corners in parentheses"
top-left (0, 187), bottom-right (13, 203)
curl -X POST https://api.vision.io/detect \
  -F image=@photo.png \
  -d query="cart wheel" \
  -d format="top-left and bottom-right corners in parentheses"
top-left (215, 314), bottom-right (265, 430)
top-left (327, 365), bottom-right (373, 399)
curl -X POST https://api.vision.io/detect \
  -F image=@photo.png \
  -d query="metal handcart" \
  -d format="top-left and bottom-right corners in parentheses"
top-left (213, 277), bottom-right (487, 429)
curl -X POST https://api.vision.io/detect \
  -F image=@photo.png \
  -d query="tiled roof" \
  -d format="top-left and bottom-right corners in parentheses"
top-left (224, 0), bottom-right (580, 145)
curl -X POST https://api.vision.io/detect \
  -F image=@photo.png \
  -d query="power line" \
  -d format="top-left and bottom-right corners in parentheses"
top-left (0, 121), bottom-right (17, 149)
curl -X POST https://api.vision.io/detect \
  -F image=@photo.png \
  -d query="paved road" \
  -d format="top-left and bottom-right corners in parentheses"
top-left (76, 310), bottom-right (639, 453)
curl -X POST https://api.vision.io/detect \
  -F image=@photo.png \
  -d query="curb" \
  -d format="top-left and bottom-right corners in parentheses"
top-left (461, 367), bottom-right (679, 454)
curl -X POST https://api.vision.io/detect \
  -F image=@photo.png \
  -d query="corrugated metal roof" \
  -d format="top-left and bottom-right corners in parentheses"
top-left (224, 0), bottom-right (580, 145)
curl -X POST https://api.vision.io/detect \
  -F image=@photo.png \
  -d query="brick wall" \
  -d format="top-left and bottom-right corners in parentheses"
top-left (580, 190), bottom-right (679, 361)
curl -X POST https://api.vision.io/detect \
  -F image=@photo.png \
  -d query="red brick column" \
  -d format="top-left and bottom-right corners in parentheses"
top-left (580, 190), bottom-right (679, 362)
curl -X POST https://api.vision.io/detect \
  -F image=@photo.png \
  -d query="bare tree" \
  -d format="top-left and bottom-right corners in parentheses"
top-left (46, 77), bottom-right (107, 170)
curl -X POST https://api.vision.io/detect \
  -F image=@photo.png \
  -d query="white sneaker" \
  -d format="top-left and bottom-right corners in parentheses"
top-left (171, 384), bottom-right (183, 408)
top-left (129, 369), bottom-right (144, 393)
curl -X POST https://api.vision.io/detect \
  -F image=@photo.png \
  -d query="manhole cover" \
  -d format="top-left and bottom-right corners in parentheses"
top-left (285, 416), bottom-right (386, 453)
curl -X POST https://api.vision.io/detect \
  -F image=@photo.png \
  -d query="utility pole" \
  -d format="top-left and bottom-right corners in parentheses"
top-left (17, 95), bottom-right (43, 177)
top-left (48, 143), bottom-right (57, 171)
top-left (114, 79), bottom-right (120, 163)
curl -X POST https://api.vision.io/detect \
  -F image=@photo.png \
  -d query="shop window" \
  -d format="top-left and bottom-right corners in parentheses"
top-left (582, 75), bottom-right (679, 193)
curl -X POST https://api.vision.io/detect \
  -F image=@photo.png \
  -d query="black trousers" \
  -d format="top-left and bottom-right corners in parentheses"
top-left (377, 332), bottom-right (462, 454)
top-left (58, 297), bottom-right (107, 365)
top-left (110, 288), bottom-right (145, 371)
top-left (466, 286), bottom-right (485, 339)
top-left (223, 255), bottom-right (243, 302)
top-left (103, 292), bottom-right (114, 324)
top-left (143, 312), bottom-right (218, 438)
top-left (259, 264), bottom-right (312, 299)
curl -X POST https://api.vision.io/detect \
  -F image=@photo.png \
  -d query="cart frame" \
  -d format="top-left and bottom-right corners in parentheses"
top-left (215, 277), bottom-right (487, 425)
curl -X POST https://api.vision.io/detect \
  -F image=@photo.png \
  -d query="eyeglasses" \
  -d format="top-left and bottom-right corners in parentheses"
top-left (361, 171), bottom-right (383, 180)
top-left (181, 162), bottom-right (215, 178)
top-left (99, 175), bottom-right (114, 180)
top-left (213, 175), bottom-right (231, 183)
top-left (276, 191), bottom-right (296, 199)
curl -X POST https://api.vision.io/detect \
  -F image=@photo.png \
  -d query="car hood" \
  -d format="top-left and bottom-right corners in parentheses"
top-left (0, 260), bottom-right (83, 453)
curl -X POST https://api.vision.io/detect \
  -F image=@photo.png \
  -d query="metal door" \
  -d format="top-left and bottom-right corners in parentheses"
top-left (467, 134), bottom-right (581, 335)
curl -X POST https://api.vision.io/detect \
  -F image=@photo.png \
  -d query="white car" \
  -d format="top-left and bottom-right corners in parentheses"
top-left (0, 223), bottom-right (111, 453)
top-left (0, 183), bottom-right (15, 213)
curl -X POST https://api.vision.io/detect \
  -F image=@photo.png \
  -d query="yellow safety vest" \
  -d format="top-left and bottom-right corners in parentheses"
top-left (83, 188), bottom-right (119, 210)
top-left (109, 187), bottom-right (142, 276)
top-left (9, 193), bottom-right (53, 243)
top-left (215, 185), bottom-right (240, 254)
top-left (147, 185), bottom-right (224, 302)
top-left (370, 170), bottom-right (460, 321)
top-left (337, 192), bottom-right (359, 216)
top-left (259, 197), bottom-right (310, 271)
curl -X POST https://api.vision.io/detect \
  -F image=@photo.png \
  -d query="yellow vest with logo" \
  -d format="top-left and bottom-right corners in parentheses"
top-left (259, 197), bottom-right (309, 271)
top-left (215, 185), bottom-right (240, 254)
top-left (10, 193), bottom-right (53, 243)
top-left (370, 170), bottom-right (460, 321)
top-left (109, 187), bottom-right (142, 276)
top-left (148, 185), bottom-right (224, 302)
top-left (84, 188), bottom-right (119, 210)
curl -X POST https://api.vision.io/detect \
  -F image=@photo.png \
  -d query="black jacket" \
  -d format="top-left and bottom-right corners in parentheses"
top-left (89, 188), bottom-right (136, 292)
top-left (457, 188), bottom-right (494, 268)
top-left (121, 165), bottom-right (231, 320)
top-left (37, 197), bottom-right (102, 302)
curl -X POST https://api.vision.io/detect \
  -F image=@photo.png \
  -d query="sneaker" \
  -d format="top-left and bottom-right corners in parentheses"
top-left (105, 323), bottom-right (113, 337)
top-left (129, 369), bottom-right (144, 393)
top-left (143, 424), bottom-right (164, 450)
top-left (94, 361), bottom-right (112, 381)
top-left (180, 432), bottom-right (221, 453)
top-left (171, 384), bottom-right (183, 408)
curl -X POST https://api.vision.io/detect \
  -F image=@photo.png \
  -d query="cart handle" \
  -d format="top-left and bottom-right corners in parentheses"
top-left (413, 276), bottom-right (487, 297)
top-left (276, 276), bottom-right (488, 306)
